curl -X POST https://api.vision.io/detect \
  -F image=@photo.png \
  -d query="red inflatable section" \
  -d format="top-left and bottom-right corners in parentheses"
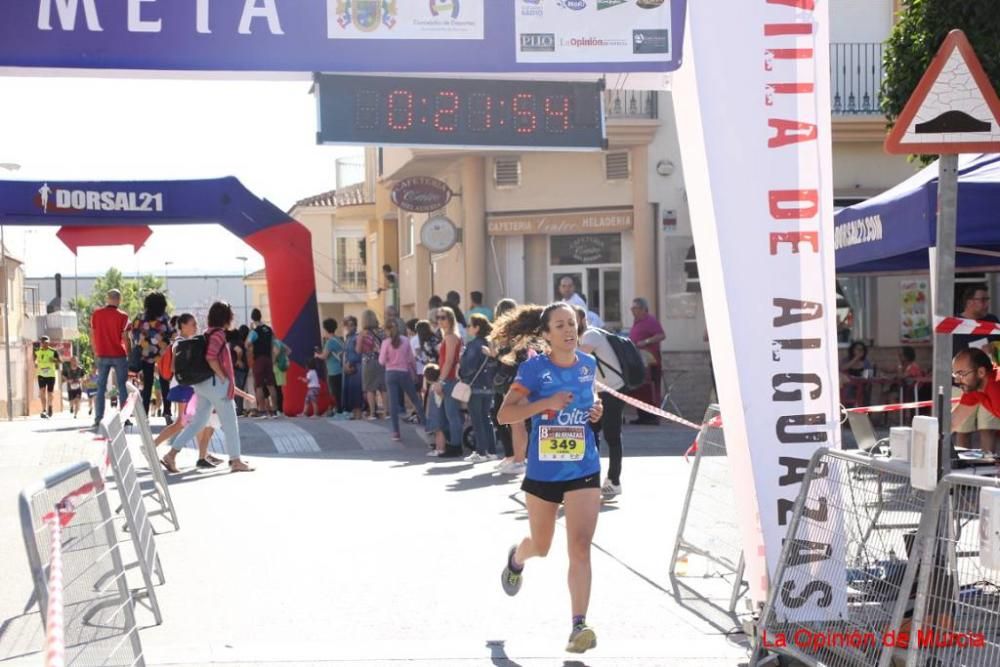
top-left (243, 221), bottom-right (329, 415)
top-left (57, 225), bottom-right (153, 253)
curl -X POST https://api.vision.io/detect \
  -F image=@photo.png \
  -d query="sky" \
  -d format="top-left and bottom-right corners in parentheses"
top-left (0, 74), bottom-right (359, 278)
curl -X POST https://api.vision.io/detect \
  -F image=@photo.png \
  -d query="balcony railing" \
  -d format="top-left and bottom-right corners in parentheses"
top-left (605, 90), bottom-right (658, 119)
top-left (335, 258), bottom-right (367, 292)
top-left (831, 42), bottom-right (885, 115)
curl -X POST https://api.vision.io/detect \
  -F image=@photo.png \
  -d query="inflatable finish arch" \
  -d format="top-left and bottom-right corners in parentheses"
top-left (0, 177), bottom-right (319, 414)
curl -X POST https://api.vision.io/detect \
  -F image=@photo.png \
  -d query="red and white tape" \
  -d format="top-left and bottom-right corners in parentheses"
top-left (844, 396), bottom-right (959, 415)
top-left (44, 518), bottom-right (65, 667)
top-left (935, 316), bottom-right (1000, 336)
top-left (595, 382), bottom-right (703, 430)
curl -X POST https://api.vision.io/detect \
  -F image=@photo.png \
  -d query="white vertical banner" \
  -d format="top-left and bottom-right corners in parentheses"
top-left (672, 0), bottom-right (845, 618)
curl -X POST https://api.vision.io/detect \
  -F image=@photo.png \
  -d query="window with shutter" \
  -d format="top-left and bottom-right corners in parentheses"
top-left (605, 151), bottom-right (630, 181)
top-left (494, 157), bottom-right (521, 188)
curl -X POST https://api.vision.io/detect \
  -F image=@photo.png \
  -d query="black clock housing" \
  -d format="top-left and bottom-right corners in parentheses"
top-left (316, 74), bottom-right (606, 150)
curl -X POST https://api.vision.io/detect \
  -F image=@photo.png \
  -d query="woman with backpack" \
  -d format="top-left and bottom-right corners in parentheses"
top-left (130, 291), bottom-right (175, 416)
top-left (161, 302), bottom-right (256, 473)
top-left (574, 306), bottom-right (626, 501)
top-left (357, 309), bottom-right (387, 420)
top-left (155, 313), bottom-right (224, 471)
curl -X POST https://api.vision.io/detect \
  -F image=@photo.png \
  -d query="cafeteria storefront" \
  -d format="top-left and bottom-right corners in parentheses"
top-left (487, 207), bottom-right (635, 328)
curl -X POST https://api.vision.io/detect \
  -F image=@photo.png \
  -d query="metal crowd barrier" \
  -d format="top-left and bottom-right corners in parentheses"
top-left (668, 404), bottom-right (748, 613)
top-left (905, 473), bottom-right (1000, 667)
top-left (101, 411), bottom-right (165, 625)
top-left (19, 461), bottom-right (145, 666)
top-left (754, 448), bottom-right (930, 667)
top-left (124, 384), bottom-right (180, 531)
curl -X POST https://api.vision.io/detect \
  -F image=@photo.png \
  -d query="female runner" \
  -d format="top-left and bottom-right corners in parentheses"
top-left (494, 302), bottom-right (604, 654)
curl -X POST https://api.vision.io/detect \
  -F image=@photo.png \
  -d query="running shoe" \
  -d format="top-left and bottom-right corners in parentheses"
top-left (426, 450), bottom-right (444, 457)
top-left (484, 453), bottom-right (499, 462)
top-left (465, 452), bottom-right (489, 463)
top-left (497, 460), bottom-right (527, 476)
top-left (40, 412), bottom-right (49, 419)
top-left (501, 545), bottom-right (523, 596)
top-left (566, 624), bottom-right (597, 654)
top-left (601, 479), bottom-right (622, 500)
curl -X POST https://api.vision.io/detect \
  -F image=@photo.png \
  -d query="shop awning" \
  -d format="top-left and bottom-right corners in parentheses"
top-left (835, 153), bottom-right (1000, 274)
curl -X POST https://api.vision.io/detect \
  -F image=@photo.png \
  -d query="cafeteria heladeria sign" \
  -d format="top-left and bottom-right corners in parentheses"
top-left (487, 208), bottom-right (634, 236)
top-left (2, 1), bottom-right (686, 74)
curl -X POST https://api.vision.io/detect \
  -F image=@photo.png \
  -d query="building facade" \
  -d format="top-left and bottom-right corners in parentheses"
top-left (263, 0), bottom-right (920, 418)
top-left (381, 89), bottom-right (660, 326)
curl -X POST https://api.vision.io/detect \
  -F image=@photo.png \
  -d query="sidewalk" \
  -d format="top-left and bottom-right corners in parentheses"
top-left (0, 413), bottom-right (750, 666)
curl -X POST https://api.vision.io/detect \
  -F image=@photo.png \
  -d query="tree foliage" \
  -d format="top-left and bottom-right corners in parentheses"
top-left (72, 268), bottom-right (167, 372)
top-left (882, 0), bottom-right (1000, 163)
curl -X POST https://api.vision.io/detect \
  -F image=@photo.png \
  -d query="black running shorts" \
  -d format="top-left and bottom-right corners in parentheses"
top-left (521, 474), bottom-right (601, 504)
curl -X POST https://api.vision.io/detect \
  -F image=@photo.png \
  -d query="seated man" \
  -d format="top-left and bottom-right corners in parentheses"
top-left (951, 347), bottom-right (1000, 454)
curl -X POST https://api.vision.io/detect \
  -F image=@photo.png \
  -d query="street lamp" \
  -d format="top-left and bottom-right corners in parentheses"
top-left (164, 261), bottom-right (173, 291)
top-left (1, 162), bottom-right (22, 421)
top-left (236, 256), bottom-right (248, 325)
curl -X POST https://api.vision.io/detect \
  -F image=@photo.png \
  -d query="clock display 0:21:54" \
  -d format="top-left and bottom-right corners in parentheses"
top-left (353, 88), bottom-right (599, 135)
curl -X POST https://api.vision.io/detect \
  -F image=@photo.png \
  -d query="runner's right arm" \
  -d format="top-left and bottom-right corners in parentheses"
top-left (497, 385), bottom-right (571, 425)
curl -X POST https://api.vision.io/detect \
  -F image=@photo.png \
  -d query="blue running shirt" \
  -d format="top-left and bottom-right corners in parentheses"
top-left (512, 351), bottom-right (601, 482)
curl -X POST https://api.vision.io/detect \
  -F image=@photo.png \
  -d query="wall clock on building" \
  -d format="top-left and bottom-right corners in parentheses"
top-left (420, 215), bottom-right (459, 253)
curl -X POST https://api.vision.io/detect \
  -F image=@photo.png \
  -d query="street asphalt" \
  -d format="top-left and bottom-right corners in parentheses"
top-left (0, 409), bottom-right (752, 666)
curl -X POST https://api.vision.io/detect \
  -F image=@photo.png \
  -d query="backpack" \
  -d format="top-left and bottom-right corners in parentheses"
top-left (275, 343), bottom-right (289, 372)
top-left (595, 330), bottom-right (647, 391)
top-left (173, 329), bottom-right (219, 386)
top-left (252, 324), bottom-right (274, 358)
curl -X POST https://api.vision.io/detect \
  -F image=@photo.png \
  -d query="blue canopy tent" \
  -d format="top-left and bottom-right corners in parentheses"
top-left (835, 153), bottom-right (1000, 274)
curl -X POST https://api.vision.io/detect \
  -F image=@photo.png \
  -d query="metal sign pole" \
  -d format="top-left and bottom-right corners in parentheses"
top-left (932, 153), bottom-right (959, 475)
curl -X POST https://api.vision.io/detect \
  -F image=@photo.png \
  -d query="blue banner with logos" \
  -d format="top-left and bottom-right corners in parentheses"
top-left (0, 0), bottom-right (685, 74)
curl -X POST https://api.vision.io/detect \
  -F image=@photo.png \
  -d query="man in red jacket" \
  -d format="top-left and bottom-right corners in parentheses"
top-left (90, 289), bottom-right (131, 427)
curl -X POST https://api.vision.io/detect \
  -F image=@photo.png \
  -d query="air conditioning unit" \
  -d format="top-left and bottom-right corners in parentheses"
top-left (890, 426), bottom-right (912, 463)
top-left (910, 416), bottom-right (939, 491)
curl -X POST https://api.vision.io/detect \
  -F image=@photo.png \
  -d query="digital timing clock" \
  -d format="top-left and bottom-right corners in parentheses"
top-left (315, 74), bottom-right (606, 150)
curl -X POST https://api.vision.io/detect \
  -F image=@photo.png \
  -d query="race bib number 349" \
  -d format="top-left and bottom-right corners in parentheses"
top-left (538, 426), bottom-right (586, 462)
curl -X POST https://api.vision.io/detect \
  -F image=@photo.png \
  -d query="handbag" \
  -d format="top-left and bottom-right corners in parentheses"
top-left (452, 354), bottom-right (490, 403)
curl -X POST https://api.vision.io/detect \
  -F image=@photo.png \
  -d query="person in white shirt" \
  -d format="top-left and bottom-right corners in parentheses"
top-left (559, 276), bottom-right (604, 328)
top-left (574, 306), bottom-right (625, 500)
top-left (558, 275), bottom-right (587, 309)
top-left (299, 359), bottom-right (322, 418)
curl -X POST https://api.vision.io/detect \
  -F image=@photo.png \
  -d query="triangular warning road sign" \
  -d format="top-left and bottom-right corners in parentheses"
top-left (885, 30), bottom-right (1000, 155)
